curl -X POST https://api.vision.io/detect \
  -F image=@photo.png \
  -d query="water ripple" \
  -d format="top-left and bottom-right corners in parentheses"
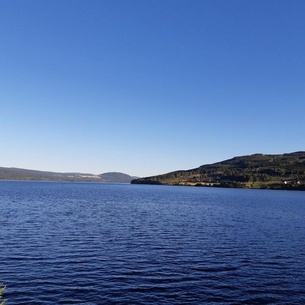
top-left (1, 182), bottom-right (305, 304)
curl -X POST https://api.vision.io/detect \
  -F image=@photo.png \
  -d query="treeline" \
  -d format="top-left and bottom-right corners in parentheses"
top-left (132, 152), bottom-right (305, 190)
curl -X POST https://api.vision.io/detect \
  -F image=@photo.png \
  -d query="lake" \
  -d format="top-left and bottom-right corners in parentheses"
top-left (0, 181), bottom-right (305, 304)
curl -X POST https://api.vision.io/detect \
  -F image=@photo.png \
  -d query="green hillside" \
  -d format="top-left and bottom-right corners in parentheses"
top-left (131, 152), bottom-right (305, 190)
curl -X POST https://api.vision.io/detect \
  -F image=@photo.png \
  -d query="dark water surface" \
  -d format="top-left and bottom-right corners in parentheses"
top-left (1, 181), bottom-right (305, 304)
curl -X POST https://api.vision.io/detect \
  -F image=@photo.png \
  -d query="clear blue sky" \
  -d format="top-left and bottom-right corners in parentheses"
top-left (1, 0), bottom-right (304, 177)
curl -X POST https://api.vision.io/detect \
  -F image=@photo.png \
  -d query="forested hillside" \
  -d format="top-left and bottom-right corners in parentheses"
top-left (132, 152), bottom-right (305, 190)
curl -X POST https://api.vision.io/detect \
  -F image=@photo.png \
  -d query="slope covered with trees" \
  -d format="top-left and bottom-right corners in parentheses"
top-left (132, 152), bottom-right (305, 190)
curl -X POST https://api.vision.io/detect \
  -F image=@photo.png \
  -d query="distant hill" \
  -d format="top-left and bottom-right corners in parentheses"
top-left (99, 172), bottom-right (138, 183)
top-left (0, 167), bottom-right (136, 183)
top-left (131, 152), bottom-right (305, 190)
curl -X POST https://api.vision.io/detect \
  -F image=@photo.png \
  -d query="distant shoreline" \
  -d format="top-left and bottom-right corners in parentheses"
top-left (0, 167), bottom-right (136, 184)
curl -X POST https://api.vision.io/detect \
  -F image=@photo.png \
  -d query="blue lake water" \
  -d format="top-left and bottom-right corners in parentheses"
top-left (1, 181), bottom-right (305, 304)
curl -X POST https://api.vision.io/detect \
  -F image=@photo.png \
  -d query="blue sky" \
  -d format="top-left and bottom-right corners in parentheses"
top-left (1, 0), bottom-right (304, 177)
